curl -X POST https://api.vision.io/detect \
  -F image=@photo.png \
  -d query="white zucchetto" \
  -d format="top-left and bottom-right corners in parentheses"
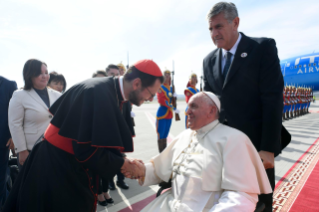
top-left (203, 91), bottom-right (221, 111)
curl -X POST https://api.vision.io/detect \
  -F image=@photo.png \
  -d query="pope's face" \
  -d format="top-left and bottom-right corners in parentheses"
top-left (186, 95), bottom-right (211, 130)
top-left (208, 13), bottom-right (239, 50)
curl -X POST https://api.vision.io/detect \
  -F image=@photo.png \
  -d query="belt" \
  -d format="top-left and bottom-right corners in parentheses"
top-left (44, 124), bottom-right (74, 155)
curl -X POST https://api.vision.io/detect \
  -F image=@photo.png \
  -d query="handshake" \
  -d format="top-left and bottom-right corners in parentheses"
top-left (121, 158), bottom-right (146, 181)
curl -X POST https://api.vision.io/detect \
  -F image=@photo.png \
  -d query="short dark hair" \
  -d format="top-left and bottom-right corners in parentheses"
top-left (106, 64), bottom-right (119, 73)
top-left (124, 66), bottom-right (164, 88)
top-left (48, 71), bottom-right (67, 92)
top-left (23, 59), bottom-right (47, 90)
top-left (92, 70), bottom-right (107, 78)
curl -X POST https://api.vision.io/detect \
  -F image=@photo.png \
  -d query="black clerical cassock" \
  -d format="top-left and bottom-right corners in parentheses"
top-left (4, 77), bottom-right (134, 212)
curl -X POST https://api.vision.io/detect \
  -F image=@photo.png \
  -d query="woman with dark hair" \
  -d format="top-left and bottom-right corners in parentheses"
top-left (48, 71), bottom-right (67, 93)
top-left (8, 59), bottom-right (61, 168)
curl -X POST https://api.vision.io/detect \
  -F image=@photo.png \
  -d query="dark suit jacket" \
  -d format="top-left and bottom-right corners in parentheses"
top-left (0, 76), bottom-right (17, 148)
top-left (203, 33), bottom-right (284, 156)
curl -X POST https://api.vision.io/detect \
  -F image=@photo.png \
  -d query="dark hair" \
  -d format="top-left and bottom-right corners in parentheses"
top-left (23, 59), bottom-right (47, 90)
top-left (124, 66), bottom-right (164, 88)
top-left (48, 71), bottom-right (67, 92)
top-left (106, 64), bottom-right (119, 73)
top-left (92, 70), bottom-right (107, 78)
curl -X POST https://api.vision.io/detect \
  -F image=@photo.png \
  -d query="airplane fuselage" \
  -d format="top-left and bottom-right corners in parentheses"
top-left (280, 53), bottom-right (319, 91)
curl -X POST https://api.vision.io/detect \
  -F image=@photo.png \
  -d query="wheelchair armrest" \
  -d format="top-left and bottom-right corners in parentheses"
top-left (156, 180), bottom-right (172, 197)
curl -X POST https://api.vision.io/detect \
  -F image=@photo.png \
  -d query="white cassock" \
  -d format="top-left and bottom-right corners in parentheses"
top-left (140, 120), bottom-right (272, 212)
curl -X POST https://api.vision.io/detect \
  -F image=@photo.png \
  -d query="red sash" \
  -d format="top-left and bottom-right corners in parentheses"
top-left (44, 124), bottom-right (74, 155)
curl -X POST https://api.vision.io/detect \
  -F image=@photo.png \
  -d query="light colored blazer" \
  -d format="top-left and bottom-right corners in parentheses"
top-left (9, 87), bottom-right (61, 153)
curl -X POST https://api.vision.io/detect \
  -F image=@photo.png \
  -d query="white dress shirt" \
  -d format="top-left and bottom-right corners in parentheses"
top-left (119, 76), bottom-right (127, 101)
top-left (221, 33), bottom-right (242, 72)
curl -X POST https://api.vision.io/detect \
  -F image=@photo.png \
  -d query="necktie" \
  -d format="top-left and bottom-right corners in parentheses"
top-left (223, 52), bottom-right (232, 80)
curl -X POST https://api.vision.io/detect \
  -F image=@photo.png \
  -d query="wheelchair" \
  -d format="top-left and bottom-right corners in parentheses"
top-left (156, 181), bottom-right (265, 212)
top-left (7, 155), bottom-right (19, 192)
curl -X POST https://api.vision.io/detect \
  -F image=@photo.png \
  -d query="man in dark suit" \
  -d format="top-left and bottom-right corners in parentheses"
top-left (0, 76), bottom-right (17, 210)
top-left (203, 2), bottom-right (284, 211)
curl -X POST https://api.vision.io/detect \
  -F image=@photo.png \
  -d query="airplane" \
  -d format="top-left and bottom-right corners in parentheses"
top-left (280, 52), bottom-right (319, 91)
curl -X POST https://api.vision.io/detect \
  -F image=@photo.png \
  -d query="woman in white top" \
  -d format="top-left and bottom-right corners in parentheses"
top-left (9, 59), bottom-right (61, 167)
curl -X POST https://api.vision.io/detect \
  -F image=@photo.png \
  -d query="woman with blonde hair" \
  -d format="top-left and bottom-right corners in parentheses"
top-left (184, 73), bottom-right (199, 128)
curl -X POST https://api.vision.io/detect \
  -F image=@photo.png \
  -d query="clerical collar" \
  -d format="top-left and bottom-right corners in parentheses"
top-left (222, 33), bottom-right (242, 58)
top-left (119, 76), bottom-right (126, 101)
top-left (195, 119), bottom-right (219, 138)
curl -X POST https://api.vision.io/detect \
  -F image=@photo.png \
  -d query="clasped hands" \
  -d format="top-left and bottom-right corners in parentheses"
top-left (121, 158), bottom-right (146, 180)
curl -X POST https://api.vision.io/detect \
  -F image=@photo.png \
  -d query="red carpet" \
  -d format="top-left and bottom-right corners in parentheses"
top-left (288, 157), bottom-right (319, 211)
top-left (273, 137), bottom-right (319, 211)
top-left (118, 194), bottom-right (156, 212)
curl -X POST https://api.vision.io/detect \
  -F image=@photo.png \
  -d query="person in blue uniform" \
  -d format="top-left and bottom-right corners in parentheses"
top-left (282, 87), bottom-right (287, 120)
top-left (156, 70), bottom-right (176, 153)
top-left (184, 73), bottom-right (199, 128)
top-left (307, 88), bottom-right (311, 113)
top-left (292, 86), bottom-right (298, 118)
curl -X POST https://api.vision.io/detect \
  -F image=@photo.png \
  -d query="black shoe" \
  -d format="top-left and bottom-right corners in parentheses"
top-left (97, 200), bottom-right (108, 206)
top-left (109, 181), bottom-right (115, 190)
top-left (106, 198), bottom-right (114, 204)
top-left (117, 181), bottom-right (129, 189)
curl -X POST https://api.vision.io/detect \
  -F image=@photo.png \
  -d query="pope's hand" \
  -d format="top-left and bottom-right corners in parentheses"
top-left (121, 159), bottom-right (145, 179)
top-left (259, 151), bottom-right (274, 169)
top-left (131, 111), bottom-right (136, 118)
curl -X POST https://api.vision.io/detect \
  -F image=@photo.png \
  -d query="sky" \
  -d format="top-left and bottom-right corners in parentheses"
top-left (1, 0), bottom-right (318, 94)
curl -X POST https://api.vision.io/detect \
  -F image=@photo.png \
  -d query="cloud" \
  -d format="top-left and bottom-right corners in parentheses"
top-left (239, 0), bottom-right (319, 59)
top-left (0, 0), bottom-right (318, 93)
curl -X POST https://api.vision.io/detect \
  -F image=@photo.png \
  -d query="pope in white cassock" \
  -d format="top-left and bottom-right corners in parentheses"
top-left (123, 92), bottom-right (272, 212)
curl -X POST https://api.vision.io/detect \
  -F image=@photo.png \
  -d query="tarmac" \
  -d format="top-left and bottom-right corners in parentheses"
top-left (98, 101), bottom-right (319, 212)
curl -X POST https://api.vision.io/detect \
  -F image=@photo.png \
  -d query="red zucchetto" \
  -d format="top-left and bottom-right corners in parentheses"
top-left (134, 59), bottom-right (163, 77)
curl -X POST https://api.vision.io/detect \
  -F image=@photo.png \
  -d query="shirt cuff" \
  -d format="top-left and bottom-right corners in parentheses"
top-left (139, 162), bottom-right (162, 186)
top-left (15, 144), bottom-right (28, 153)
